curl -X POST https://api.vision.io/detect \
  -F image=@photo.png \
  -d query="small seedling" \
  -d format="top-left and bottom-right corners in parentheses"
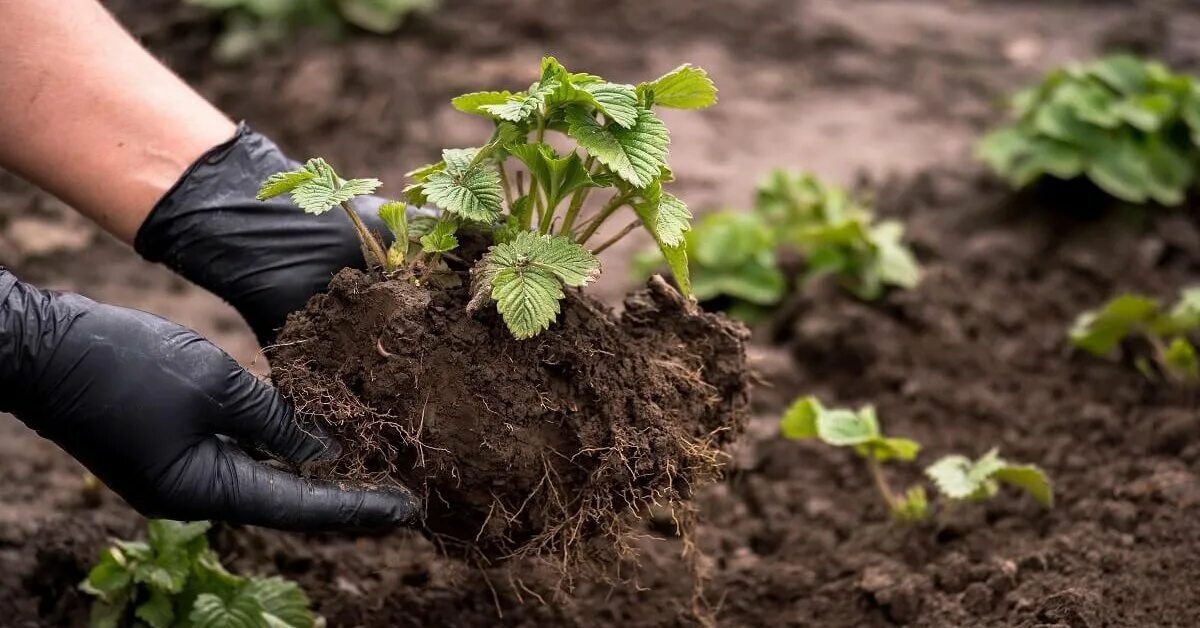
top-left (1070, 287), bottom-right (1200, 383)
top-left (189, 0), bottom-right (436, 61)
top-left (261, 57), bottom-right (719, 339)
top-left (979, 54), bottom-right (1200, 205)
top-left (781, 396), bottom-right (1054, 521)
top-left (780, 396), bottom-right (927, 521)
top-left (80, 519), bottom-right (317, 628)
top-left (637, 169), bottom-right (919, 318)
top-left (925, 449), bottom-right (1053, 508)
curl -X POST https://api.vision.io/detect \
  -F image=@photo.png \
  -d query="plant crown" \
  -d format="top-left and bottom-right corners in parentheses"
top-left (260, 57), bottom-right (718, 339)
top-left (781, 396), bottom-right (1053, 521)
top-left (636, 170), bottom-right (920, 319)
top-left (978, 54), bottom-right (1200, 205)
top-left (189, 0), bottom-right (436, 61)
top-left (1069, 287), bottom-right (1200, 383)
top-left (80, 519), bottom-right (316, 628)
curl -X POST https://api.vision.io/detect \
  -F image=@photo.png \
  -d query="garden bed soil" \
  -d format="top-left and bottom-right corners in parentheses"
top-left (5, 0), bottom-right (1200, 626)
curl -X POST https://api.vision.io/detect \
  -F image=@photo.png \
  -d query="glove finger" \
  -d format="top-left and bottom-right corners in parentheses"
top-left (206, 365), bottom-right (337, 465)
top-left (156, 438), bottom-right (419, 531)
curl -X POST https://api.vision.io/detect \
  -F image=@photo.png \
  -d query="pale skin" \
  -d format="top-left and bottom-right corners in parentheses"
top-left (0, 0), bottom-right (236, 243)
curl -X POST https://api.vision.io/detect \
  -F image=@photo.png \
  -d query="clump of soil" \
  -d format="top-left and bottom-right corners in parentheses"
top-left (270, 269), bottom-right (750, 569)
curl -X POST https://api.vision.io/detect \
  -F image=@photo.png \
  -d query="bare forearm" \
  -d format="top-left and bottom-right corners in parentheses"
top-left (0, 0), bottom-right (235, 243)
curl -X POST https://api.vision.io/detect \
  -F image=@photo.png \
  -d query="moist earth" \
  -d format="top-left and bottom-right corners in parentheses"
top-left (269, 269), bottom-right (749, 565)
top-left (5, 0), bottom-right (1200, 626)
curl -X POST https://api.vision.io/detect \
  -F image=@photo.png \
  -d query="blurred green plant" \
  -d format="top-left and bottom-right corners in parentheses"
top-left (189, 0), bottom-right (436, 61)
top-left (1070, 287), bottom-right (1200, 383)
top-left (635, 170), bottom-right (919, 321)
top-left (780, 396), bottom-right (1053, 522)
top-left (780, 396), bottom-right (927, 521)
top-left (979, 54), bottom-right (1200, 206)
top-left (80, 520), bottom-right (317, 628)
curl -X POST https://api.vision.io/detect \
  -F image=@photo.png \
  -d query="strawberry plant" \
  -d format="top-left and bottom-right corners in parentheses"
top-left (978, 54), bottom-right (1200, 205)
top-left (636, 170), bottom-right (919, 319)
top-left (260, 57), bottom-right (719, 339)
top-left (1069, 287), bottom-right (1200, 383)
top-left (755, 170), bottom-right (920, 300)
top-left (780, 396), bottom-right (927, 521)
top-left (781, 396), bottom-right (1053, 521)
top-left (189, 0), bottom-right (436, 61)
top-left (80, 519), bottom-right (316, 628)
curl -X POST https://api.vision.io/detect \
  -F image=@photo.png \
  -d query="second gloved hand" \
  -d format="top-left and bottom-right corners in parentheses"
top-left (0, 270), bottom-right (417, 530)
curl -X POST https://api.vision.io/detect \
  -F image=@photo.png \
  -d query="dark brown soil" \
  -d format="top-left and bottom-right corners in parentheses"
top-left (270, 269), bottom-right (749, 566)
top-left (6, 0), bottom-right (1200, 626)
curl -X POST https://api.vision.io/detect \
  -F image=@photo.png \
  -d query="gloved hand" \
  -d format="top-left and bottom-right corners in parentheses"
top-left (0, 269), bottom-right (417, 530)
top-left (135, 122), bottom-right (427, 346)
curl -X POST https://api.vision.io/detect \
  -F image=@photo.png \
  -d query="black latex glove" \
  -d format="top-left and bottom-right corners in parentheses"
top-left (0, 269), bottom-right (417, 529)
top-left (135, 122), bottom-right (422, 346)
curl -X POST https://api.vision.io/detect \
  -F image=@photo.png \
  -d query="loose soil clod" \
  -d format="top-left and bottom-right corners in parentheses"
top-left (270, 269), bottom-right (750, 570)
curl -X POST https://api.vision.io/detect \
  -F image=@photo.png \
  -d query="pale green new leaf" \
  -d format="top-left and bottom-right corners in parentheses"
top-left (638, 64), bottom-right (718, 109)
top-left (634, 191), bottom-right (691, 247)
top-left (779, 396), bottom-right (822, 439)
top-left (566, 106), bottom-right (669, 188)
top-left (419, 218), bottom-right (459, 253)
top-left (925, 454), bottom-right (982, 500)
top-left (258, 158), bottom-right (381, 215)
top-left (379, 201), bottom-right (408, 268)
top-left (659, 241), bottom-right (691, 297)
top-left (452, 91), bottom-right (515, 117)
top-left (816, 407), bottom-right (880, 446)
top-left (481, 80), bottom-right (557, 123)
top-left (991, 464), bottom-right (1054, 508)
top-left (423, 148), bottom-right (503, 222)
top-left (632, 190), bottom-right (692, 297)
top-left (256, 170), bottom-right (316, 200)
top-left (506, 144), bottom-right (596, 209)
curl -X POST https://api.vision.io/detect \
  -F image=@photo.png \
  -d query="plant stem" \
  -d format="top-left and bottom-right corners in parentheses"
top-left (559, 157), bottom-right (596, 236)
top-left (537, 189), bottom-right (556, 234)
top-left (866, 456), bottom-right (901, 513)
top-left (339, 201), bottom-right (388, 271)
top-left (576, 191), bottom-right (632, 243)
top-left (590, 220), bottom-right (640, 255)
top-left (499, 162), bottom-right (514, 209)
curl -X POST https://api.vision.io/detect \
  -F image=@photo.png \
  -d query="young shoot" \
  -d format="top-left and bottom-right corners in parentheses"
top-left (780, 396), bottom-right (927, 521)
top-left (261, 57), bottom-right (719, 339)
top-left (781, 396), bottom-right (1055, 521)
top-left (80, 519), bottom-right (317, 628)
top-left (925, 449), bottom-right (1054, 508)
top-left (1070, 287), bottom-right (1200, 384)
